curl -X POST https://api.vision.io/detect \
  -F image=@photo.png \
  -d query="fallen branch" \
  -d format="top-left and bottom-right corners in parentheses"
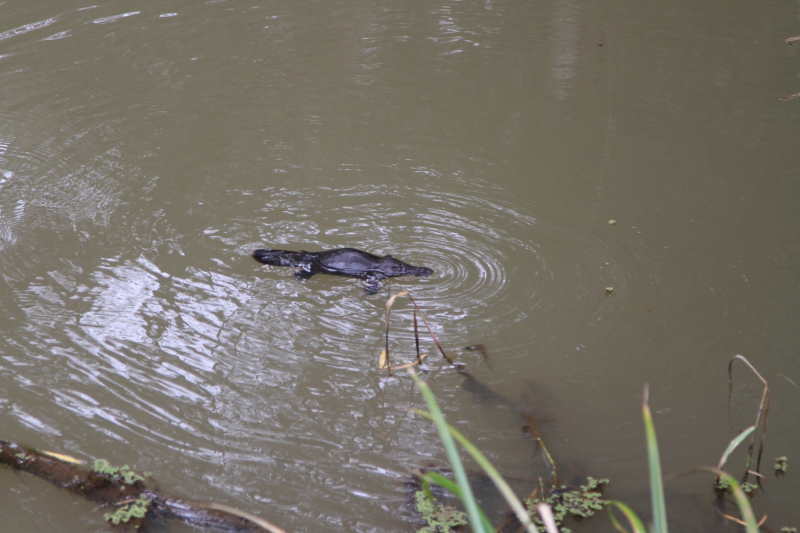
top-left (0, 440), bottom-right (285, 532)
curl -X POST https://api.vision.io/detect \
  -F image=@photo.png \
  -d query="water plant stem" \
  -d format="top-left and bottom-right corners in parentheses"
top-left (410, 369), bottom-right (485, 532)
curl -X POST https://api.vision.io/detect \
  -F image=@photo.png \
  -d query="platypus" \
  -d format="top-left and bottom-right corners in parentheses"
top-left (252, 247), bottom-right (433, 292)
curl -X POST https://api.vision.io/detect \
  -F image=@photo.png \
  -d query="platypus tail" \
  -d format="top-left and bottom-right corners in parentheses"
top-left (253, 249), bottom-right (274, 265)
top-left (253, 249), bottom-right (307, 267)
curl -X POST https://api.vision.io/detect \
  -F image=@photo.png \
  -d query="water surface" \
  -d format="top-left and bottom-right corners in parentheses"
top-left (1, 1), bottom-right (799, 531)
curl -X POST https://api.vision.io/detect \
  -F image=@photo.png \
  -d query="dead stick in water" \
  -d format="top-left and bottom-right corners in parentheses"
top-left (0, 440), bottom-right (285, 532)
top-left (406, 294), bottom-right (454, 365)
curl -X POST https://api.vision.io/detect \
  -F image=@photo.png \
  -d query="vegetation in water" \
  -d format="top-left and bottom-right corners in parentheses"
top-left (714, 478), bottom-right (758, 494)
top-left (14, 452), bottom-right (32, 462)
top-left (104, 493), bottom-right (151, 525)
top-left (392, 296), bottom-right (780, 533)
top-left (525, 478), bottom-right (610, 533)
top-left (1, 287), bottom-right (793, 533)
top-left (0, 440), bottom-right (285, 532)
top-left (715, 476), bottom-right (757, 495)
top-left (413, 489), bottom-right (468, 533)
top-left (93, 458), bottom-right (147, 485)
top-left (387, 291), bottom-right (770, 533)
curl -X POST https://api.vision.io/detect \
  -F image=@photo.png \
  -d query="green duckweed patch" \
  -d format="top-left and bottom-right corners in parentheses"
top-left (93, 459), bottom-right (149, 485)
top-left (14, 452), bottom-right (32, 462)
top-left (414, 490), bottom-right (468, 533)
top-left (104, 493), bottom-right (151, 526)
top-left (715, 476), bottom-right (758, 495)
top-left (525, 477), bottom-right (610, 533)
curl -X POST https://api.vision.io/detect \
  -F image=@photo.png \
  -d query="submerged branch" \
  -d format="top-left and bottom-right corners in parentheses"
top-left (0, 440), bottom-right (284, 532)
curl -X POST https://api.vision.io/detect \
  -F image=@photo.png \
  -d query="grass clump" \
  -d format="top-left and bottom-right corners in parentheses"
top-left (775, 456), bottom-right (788, 473)
top-left (388, 295), bottom-right (773, 533)
top-left (411, 369), bottom-right (538, 533)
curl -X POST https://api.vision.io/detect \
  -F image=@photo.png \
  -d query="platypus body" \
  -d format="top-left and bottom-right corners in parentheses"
top-left (252, 247), bottom-right (433, 292)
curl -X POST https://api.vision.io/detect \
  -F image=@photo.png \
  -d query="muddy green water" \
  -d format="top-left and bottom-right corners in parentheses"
top-left (1, 1), bottom-right (799, 531)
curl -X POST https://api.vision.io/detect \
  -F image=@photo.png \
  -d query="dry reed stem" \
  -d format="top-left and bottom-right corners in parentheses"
top-left (728, 355), bottom-right (770, 485)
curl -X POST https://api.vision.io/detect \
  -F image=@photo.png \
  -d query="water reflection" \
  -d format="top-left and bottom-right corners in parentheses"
top-left (549, 0), bottom-right (580, 99)
top-left (0, 16), bottom-right (59, 43)
top-left (236, 184), bottom-right (551, 334)
top-left (1, 155), bottom-right (623, 511)
top-left (4, 0), bottom-right (797, 530)
top-left (0, 102), bottom-right (626, 465)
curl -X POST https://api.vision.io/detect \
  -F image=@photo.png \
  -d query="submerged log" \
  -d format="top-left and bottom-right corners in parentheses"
top-left (0, 440), bottom-right (280, 532)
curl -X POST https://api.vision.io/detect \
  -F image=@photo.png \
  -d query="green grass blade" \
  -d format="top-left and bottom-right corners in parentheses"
top-left (607, 501), bottom-right (648, 533)
top-left (713, 471), bottom-right (760, 532)
top-left (422, 472), bottom-right (495, 533)
top-left (411, 372), bottom-right (488, 533)
top-left (423, 471), bottom-right (462, 497)
top-left (642, 385), bottom-right (668, 533)
top-left (717, 425), bottom-right (756, 471)
top-left (414, 410), bottom-right (537, 533)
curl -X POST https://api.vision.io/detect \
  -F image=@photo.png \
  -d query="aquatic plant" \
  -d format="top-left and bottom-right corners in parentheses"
top-left (410, 371), bottom-right (764, 533)
top-left (14, 452), bottom-right (32, 462)
top-left (715, 476), bottom-right (757, 495)
top-left (0, 441), bottom-right (286, 532)
top-left (104, 493), bottom-right (151, 525)
top-left (411, 368), bottom-right (539, 533)
top-left (525, 478), bottom-right (609, 533)
top-left (610, 384), bottom-right (760, 533)
top-left (388, 293), bottom-right (779, 532)
top-left (93, 458), bottom-right (147, 485)
top-left (414, 489), bottom-right (468, 533)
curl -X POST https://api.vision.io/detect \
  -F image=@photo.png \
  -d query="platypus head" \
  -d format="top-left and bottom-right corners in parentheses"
top-left (406, 265), bottom-right (434, 277)
top-left (379, 256), bottom-right (433, 278)
top-left (411, 267), bottom-right (433, 278)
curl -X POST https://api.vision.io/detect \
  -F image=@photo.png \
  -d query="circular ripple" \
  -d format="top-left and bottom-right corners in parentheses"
top-left (410, 190), bottom-right (539, 315)
top-left (215, 182), bottom-right (633, 362)
top-left (225, 184), bottom-right (547, 347)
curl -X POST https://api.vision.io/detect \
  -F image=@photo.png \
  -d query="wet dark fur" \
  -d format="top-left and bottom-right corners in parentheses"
top-left (252, 247), bottom-right (432, 292)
